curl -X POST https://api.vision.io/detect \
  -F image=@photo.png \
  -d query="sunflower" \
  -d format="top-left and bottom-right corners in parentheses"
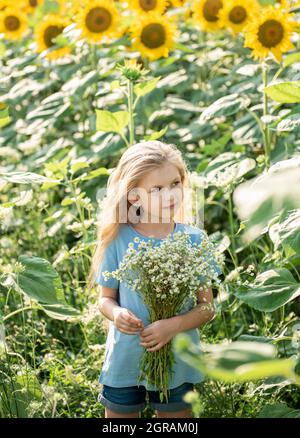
top-left (0, 1), bottom-right (8, 11)
top-left (192, 0), bottom-right (224, 32)
top-left (243, 5), bottom-right (298, 63)
top-left (129, 0), bottom-right (168, 15)
top-left (0, 7), bottom-right (28, 40)
top-left (76, 0), bottom-right (120, 43)
top-left (218, 0), bottom-right (259, 35)
top-left (130, 12), bottom-right (177, 61)
top-left (167, 0), bottom-right (186, 7)
top-left (35, 14), bottom-right (70, 59)
top-left (21, 0), bottom-right (44, 14)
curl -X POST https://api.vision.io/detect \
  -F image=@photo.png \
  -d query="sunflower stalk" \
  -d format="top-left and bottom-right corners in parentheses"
top-left (262, 62), bottom-right (271, 169)
top-left (227, 189), bottom-right (238, 267)
top-left (127, 79), bottom-right (135, 146)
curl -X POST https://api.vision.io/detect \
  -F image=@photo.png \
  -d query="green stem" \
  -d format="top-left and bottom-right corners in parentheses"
top-left (127, 79), bottom-right (135, 146)
top-left (120, 132), bottom-right (130, 148)
top-left (228, 191), bottom-right (238, 267)
top-left (3, 306), bottom-right (33, 322)
top-left (262, 62), bottom-right (271, 169)
top-left (69, 180), bottom-right (88, 243)
top-left (272, 66), bottom-right (284, 82)
top-left (79, 322), bottom-right (89, 347)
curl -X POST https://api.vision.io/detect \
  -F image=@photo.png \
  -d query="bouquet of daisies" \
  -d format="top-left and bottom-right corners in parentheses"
top-left (103, 230), bottom-right (221, 403)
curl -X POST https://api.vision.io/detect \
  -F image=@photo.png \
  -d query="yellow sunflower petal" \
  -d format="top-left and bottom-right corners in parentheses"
top-left (167, 0), bottom-right (186, 8)
top-left (0, 7), bottom-right (28, 40)
top-left (129, 12), bottom-right (178, 61)
top-left (76, 0), bottom-right (121, 44)
top-left (129, 0), bottom-right (169, 15)
top-left (21, 0), bottom-right (44, 15)
top-left (192, 0), bottom-right (224, 32)
top-left (35, 14), bottom-right (71, 60)
top-left (0, 1), bottom-right (8, 11)
top-left (243, 5), bottom-right (298, 63)
top-left (218, 0), bottom-right (260, 36)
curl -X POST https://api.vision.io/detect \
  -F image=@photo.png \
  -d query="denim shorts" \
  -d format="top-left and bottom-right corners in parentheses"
top-left (98, 382), bottom-right (194, 414)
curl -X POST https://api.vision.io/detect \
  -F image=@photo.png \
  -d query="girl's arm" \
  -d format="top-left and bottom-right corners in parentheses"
top-left (98, 285), bottom-right (122, 322)
top-left (139, 288), bottom-right (215, 351)
top-left (168, 287), bottom-right (215, 335)
top-left (98, 285), bottom-right (144, 333)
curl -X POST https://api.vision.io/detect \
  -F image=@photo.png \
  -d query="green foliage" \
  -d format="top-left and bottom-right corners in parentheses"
top-left (265, 81), bottom-right (300, 104)
top-left (231, 268), bottom-right (300, 312)
top-left (1, 13), bottom-right (300, 419)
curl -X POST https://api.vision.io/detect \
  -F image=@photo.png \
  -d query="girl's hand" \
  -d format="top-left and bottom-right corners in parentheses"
top-left (139, 319), bottom-right (178, 352)
top-left (113, 307), bottom-right (144, 335)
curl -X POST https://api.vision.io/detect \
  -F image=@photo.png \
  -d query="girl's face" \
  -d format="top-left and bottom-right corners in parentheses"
top-left (128, 162), bottom-right (183, 222)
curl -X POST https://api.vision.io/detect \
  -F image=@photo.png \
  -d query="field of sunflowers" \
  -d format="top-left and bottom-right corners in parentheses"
top-left (1, 0), bottom-right (300, 419)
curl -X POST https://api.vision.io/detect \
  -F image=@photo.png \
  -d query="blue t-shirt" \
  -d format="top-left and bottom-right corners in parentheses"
top-left (96, 222), bottom-right (222, 390)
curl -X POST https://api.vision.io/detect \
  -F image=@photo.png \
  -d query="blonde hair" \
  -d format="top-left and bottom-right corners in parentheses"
top-left (87, 140), bottom-right (194, 291)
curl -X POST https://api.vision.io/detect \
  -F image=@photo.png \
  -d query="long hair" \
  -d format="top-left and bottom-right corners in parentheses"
top-left (87, 140), bottom-right (195, 292)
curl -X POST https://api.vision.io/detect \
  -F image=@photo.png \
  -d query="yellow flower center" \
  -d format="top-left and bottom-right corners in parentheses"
top-left (85, 7), bottom-right (112, 33)
top-left (139, 0), bottom-right (157, 11)
top-left (229, 6), bottom-right (247, 24)
top-left (44, 25), bottom-right (64, 48)
top-left (202, 0), bottom-right (222, 22)
top-left (141, 22), bottom-right (166, 49)
top-left (4, 15), bottom-right (20, 31)
top-left (258, 19), bottom-right (284, 48)
top-left (30, 0), bottom-right (38, 7)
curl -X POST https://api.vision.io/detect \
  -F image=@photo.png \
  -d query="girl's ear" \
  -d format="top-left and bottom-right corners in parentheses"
top-left (128, 189), bottom-right (140, 206)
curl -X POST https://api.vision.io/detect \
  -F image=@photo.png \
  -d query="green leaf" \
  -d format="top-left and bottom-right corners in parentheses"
top-left (233, 158), bottom-right (300, 242)
top-left (0, 116), bottom-right (10, 128)
top-left (17, 256), bottom-right (67, 305)
top-left (236, 63), bottom-right (260, 76)
top-left (264, 81), bottom-right (300, 103)
top-left (15, 256), bottom-right (81, 320)
top-left (174, 335), bottom-right (297, 383)
top-left (134, 77), bottom-right (160, 98)
top-left (0, 103), bottom-right (11, 128)
top-left (258, 403), bottom-right (300, 418)
top-left (0, 172), bottom-right (60, 185)
top-left (275, 113), bottom-right (300, 131)
top-left (283, 52), bottom-right (300, 68)
top-left (173, 42), bottom-right (195, 53)
top-left (16, 373), bottom-right (43, 400)
top-left (1, 370), bottom-right (43, 418)
top-left (70, 160), bottom-right (89, 174)
top-left (232, 268), bottom-right (300, 312)
top-left (269, 209), bottom-right (300, 257)
top-left (41, 303), bottom-right (81, 321)
top-left (61, 197), bottom-right (74, 206)
top-left (96, 110), bottom-right (129, 135)
top-left (81, 167), bottom-right (109, 181)
top-left (204, 152), bottom-right (256, 188)
top-left (0, 41), bottom-right (6, 57)
top-left (44, 156), bottom-right (70, 176)
top-left (200, 94), bottom-right (250, 121)
top-left (110, 80), bottom-right (120, 90)
top-left (203, 133), bottom-right (231, 156)
top-left (144, 125), bottom-right (168, 141)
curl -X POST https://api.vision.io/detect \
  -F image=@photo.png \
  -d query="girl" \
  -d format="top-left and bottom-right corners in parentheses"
top-left (88, 140), bottom-right (222, 419)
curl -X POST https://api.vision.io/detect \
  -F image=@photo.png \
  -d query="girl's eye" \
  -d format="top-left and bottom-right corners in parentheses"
top-left (150, 181), bottom-right (180, 193)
